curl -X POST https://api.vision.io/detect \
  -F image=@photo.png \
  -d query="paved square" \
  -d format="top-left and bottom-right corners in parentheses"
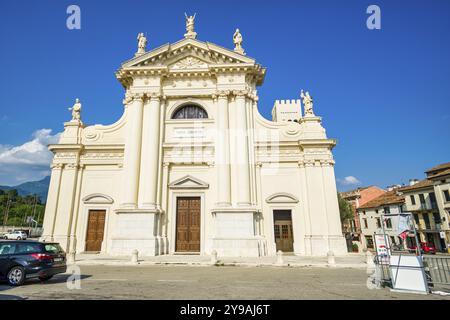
top-left (0, 265), bottom-right (448, 300)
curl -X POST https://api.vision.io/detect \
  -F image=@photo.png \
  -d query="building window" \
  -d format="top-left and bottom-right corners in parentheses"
top-left (430, 192), bottom-right (438, 209)
top-left (363, 218), bottom-right (368, 229)
top-left (423, 213), bottom-right (431, 230)
top-left (383, 206), bottom-right (390, 214)
top-left (413, 214), bottom-right (420, 226)
top-left (433, 212), bottom-right (441, 225)
top-left (390, 236), bottom-right (396, 245)
top-left (443, 190), bottom-right (450, 202)
top-left (375, 209), bottom-right (379, 214)
top-left (172, 104), bottom-right (208, 119)
top-left (350, 220), bottom-right (356, 232)
top-left (365, 236), bottom-right (374, 249)
top-left (385, 218), bottom-right (392, 229)
top-left (410, 195), bottom-right (416, 205)
top-left (419, 194), bottom-right (426, 205)
top-left (376, 218), bottom-right (381, 228)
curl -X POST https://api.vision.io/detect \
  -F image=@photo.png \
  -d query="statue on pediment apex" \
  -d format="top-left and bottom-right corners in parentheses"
top-left (301, 90), bottom-right (314, 116)
top-left (233, 29), bottom-right (245, 55)
top-left (136, 33), bottom-right (147, 55)
top-left (68, 98), bottom-right (82, 123)
top-left (184, 13), bottom-right (197, 39)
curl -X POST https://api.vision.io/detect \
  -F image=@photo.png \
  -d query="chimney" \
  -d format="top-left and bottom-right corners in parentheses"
top-left (387, 184), bottom-right (401, 191)
top-left (409, 179), bottom-right (419, 186)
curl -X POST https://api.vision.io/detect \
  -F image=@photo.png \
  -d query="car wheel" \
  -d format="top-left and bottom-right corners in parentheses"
top-left (17, 236), bottom-right (22, 240)
top-left (7, 266), bottom-right (26, 286)
top-left (39, 275), bottom-right (53, 282)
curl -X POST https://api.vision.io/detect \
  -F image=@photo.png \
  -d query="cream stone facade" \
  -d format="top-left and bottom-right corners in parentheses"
top-left (41, 21), bottom-right (346, 258)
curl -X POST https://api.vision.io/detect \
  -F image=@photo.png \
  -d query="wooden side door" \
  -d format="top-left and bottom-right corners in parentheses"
top-left (274, 220), bottom-right (294, 252)
top-left (273, 209), bottom-right (294, 252)
top-left (85, 210), bottom-right (106, 252)
top-left (176, 197), bottom-right (201, 252)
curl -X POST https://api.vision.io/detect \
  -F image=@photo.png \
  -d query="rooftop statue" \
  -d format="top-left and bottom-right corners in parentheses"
top-left (233, 29), bottom-right (245, 55)
top-left (136, 33), bottom-right (147, 56)
top-left (300, 90), bottom-right (315, 117)
top-left (68, 98), bottom-right (82, 123)
top-left (184, 13), bottom-right (197, 39)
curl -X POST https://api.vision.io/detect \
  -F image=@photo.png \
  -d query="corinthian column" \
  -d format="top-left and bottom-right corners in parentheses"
top-left (234, 90), bottom-right (251, 206)
top-left (216, 91), bottom-right (231, 207)
top-left (122, 93), bottom-right (144, 208)
top-left (138, 93), bottom-right (161, 210)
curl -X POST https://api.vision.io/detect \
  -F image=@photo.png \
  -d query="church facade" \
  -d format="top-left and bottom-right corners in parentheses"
top-left (41, 18), bottom-right (347, 257)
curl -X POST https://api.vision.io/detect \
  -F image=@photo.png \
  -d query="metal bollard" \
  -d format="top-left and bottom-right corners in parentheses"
top-left (211, 250), bottom-right (218, 264)
top-left (327, 251), bottom-right (336, 267)
top-left (131, 249), bottom-right (139, 264)
top-left (276, 250), bottom-right (284, 266)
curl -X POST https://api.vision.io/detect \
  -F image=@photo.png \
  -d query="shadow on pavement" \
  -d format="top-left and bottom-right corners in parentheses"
top-left (0, 274), bottom-right (92, 290)
top-left (0, 294), bottom-right (26, 300)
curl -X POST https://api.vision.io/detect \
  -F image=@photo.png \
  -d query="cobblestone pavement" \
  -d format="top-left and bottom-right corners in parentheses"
top-left (0, 265), bottom-right (448, 300)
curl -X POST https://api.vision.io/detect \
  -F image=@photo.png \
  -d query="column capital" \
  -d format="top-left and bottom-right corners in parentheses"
top-left (147, 92), bottom-right (162, 102)
top-left (304, 160), bottom-right (315, 167)
top-left (131, 93), bottom-right (146, 102)
top-left (232, 89), bottom-right (248, 99)
top-left (65, 163), bottom-right (80, 170)
top-left (320, 159), bottom-right (335, 167)
top-left (51, 163), bottom-right (64, 170)
top-left (216, 90), bottom-right (231, 99)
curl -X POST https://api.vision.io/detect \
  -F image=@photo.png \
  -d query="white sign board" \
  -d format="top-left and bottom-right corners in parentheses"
top-left (375, 234), bottom-right (389, 256)
top-left (389, 255), bottom-right (428, 294)
top-left (440, 231), bottom-right (446, 239)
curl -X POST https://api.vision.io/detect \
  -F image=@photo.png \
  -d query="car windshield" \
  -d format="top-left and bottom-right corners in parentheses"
top-left (0, 243), bottom-right (15, 255)
top-left (44, 243), bottom-right (64, 254)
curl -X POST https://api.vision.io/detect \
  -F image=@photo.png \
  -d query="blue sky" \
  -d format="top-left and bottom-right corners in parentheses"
top-left (0, 0), bottom-right (449, 189)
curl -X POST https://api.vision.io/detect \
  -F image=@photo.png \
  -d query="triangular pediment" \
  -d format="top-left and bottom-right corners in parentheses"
top-left (122, 38), bottom-right (255, 69)
top-left (169, 175), bottom-right (209, 189)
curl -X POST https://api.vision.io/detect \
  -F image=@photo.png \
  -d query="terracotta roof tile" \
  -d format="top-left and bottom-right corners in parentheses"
top-left (358, 190), bottom-right (404, 209)
top-left (425, 162), bottom-right (450, 174)
top-left (428, 168), bottom-right (450, 180)
top-left (398, 179), bottom-right (433, 192)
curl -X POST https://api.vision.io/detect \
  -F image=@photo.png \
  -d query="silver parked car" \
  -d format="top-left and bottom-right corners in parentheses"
top-left (3, 231), bottom-right (28, 240)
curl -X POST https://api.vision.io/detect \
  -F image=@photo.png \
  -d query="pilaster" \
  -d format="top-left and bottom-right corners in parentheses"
top-left (122, 93), bottom-right (145, 208)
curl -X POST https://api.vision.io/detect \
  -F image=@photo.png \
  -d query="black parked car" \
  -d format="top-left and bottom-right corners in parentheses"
top-left (0, 241), bottom-right (67, 286)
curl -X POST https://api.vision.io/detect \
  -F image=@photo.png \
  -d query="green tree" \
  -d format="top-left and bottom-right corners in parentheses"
top-left (0, 191), bottom-right (46, 227)
top-left (338, 193), bottom-right (353, 223)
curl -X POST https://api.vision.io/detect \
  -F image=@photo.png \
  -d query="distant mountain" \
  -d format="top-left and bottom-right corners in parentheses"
top-left (0, 176), bottom-right (50, 203)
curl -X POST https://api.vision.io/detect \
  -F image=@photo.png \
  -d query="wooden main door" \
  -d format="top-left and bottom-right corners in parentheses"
top-left (273, 210), bottom-right (294, 252)
top-left (85, 210), bottom-right (106, 252)
top-left (175, 197), bottom-right (201, 253)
